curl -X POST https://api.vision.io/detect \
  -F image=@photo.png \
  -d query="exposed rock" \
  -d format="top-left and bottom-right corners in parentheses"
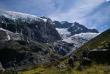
top-left (0, 28), bottom-right (21, 41)
top-left (80, 58), bottom-right (92, 66)
top-left (88, 49), bottom-right (110, 64)
top-left (50, 41), bottom-right (75, 56)
top-left (0, 10), bottom-right (61, 43)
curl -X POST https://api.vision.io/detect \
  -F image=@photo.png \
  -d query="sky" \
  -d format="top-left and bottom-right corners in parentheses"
top-left (0, 0), bottom-right (110, 32)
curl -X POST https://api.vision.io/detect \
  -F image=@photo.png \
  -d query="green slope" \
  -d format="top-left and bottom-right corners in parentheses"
top-left (73, 29), bottom-right (110, 56)
top-left (18, 29), bottom-right (110, 74)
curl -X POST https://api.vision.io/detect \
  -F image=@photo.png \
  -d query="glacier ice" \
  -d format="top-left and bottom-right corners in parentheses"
top-left (0, 9), bottom-right (48, 22)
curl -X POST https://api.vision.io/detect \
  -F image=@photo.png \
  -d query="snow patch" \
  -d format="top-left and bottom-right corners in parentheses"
top-left (62, 36), bottom-right (73, 43)
top-left (56, 28), bottom-right (71, 35)
top-left (43, 19), bottom-right (47, 22)
top-left (7, 32), bottom-right (10, 40)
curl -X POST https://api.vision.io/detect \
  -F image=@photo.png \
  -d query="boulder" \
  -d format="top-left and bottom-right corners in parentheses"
top-left (80, 58), bottom-right (92, 66)
top-left (88, 48), bottom-right (110, 64)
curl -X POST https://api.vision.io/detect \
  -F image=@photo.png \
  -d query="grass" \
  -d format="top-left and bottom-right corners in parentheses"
top-left (18, 60), bottom-right (110, 74)
top-left (19, 67), bottom-right (45, 74)
top-left (42, 63), bottom-right (110, 74)
top-left (72, 29), bottom-right (110, 56)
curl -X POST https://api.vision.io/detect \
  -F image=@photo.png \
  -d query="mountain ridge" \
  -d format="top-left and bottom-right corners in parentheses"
top-left (72, 28), bottom-right (110, 56)
top-left (0, 9), bottom-right (61, 43)
top-left (54, 21), bottom-right (99, 36)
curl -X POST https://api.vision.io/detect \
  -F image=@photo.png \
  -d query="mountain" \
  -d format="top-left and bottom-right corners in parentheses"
top-left (0, 40), bottom-right (62, 71)
top-left (54, 21), bottom-right (99, 36)
top-left (54, 21), bottom-right (73, 28)
top-left (0, 9), bottom-right (101, 71)
top-left (73, 28), bottom-right (110, 56)
top-left (68, 22), bottom-right (99, 35)
top-left (53, 21), bottom-right (99, 56)
top-left (0, 9), bottom-right (63, 70)
top-left (18, 29), bottom-right (110, 74)
top-left (0, 9), bottom-right (61, 43)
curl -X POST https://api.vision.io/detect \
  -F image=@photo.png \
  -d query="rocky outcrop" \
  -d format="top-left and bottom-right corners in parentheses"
top-left (50, 41), bottom-right (75, 56)
top-left (0, 28), bottom-right (21, 41)
top-left (88, 49), bottom-right (110, 64)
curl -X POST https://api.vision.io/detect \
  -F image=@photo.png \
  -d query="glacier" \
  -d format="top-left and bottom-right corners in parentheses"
top-left (73, 32), bottom-right (100, 40)
top-left (0, 9), bottom-right (47, 22)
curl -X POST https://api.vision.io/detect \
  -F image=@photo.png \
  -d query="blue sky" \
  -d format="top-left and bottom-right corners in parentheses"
top-left (0, 0), bottom-right (110, 32)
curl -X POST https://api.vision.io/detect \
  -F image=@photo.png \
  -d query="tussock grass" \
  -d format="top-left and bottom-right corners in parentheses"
top-left (19, 61), bottom-right (110, 74)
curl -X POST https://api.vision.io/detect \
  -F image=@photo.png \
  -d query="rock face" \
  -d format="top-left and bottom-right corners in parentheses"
top-left (0, 28), bottom-right (21, 41)
top-left (88, 49), bottom-right (110, 64)
top-left (50, 41), bottom-right (75, 56)
top-left (0, 10), bottom-right (61, 43)
top-left (0, 10), bottom-right (62, 70)
top-left (0, 40), bottom-right (61, 70)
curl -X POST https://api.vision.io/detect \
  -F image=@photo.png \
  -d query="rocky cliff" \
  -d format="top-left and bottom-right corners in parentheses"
top-left (0, 10), bottom-right (62, 70)
top-left (0, 10), bottom-right (61, 43)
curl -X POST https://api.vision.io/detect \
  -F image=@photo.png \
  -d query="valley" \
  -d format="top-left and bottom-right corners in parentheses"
top-left (0, 9), bottom-right (110, 74)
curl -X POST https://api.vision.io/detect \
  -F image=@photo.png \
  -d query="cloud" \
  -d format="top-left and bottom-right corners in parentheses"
top-left (106, 0), bottom-right (110, 1)
top-left (0, 0), bottom-right (110, 32)
top-left (0, 0), bottom-right (57, 15)
top-left (49, 0), bottom-right (105, 21)
top-left (48, 0), bottom-right (110, 32)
